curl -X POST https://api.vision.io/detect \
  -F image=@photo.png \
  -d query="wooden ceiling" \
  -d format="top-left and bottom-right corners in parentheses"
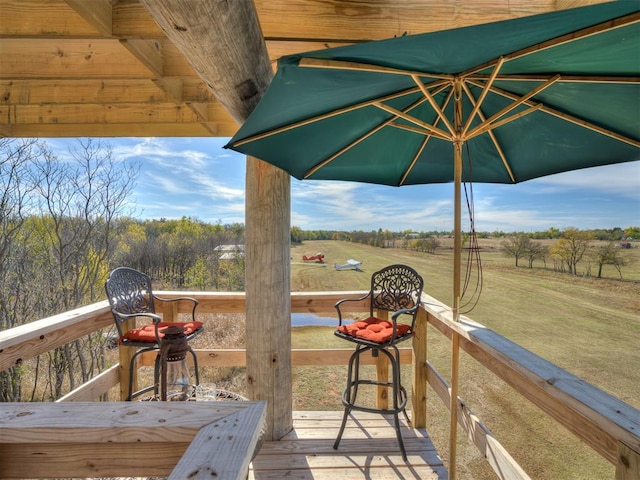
top-left (0, 0), bottom-right (608, 138)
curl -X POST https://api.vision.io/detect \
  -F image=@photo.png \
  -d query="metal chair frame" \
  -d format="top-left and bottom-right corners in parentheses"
top-left (333, 264), bottom-right (424, 460)
top-left (105, 267), bottom-right (203, 400)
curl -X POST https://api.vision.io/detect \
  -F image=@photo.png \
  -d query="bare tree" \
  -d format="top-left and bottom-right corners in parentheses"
top-left (2, 138), bottom-right (139, 400)
top-left (525, 242), bottom-right (548, 268)
top-left (502, 234), bottom-right (531, 267)
top-left (0, 139), bottom-right (43, 401)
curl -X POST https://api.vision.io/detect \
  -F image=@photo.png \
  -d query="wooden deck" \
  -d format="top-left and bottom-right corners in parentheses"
top-left (249, 411), bottom-right (447, 479)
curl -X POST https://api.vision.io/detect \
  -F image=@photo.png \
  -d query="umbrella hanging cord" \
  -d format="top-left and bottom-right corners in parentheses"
top-left (461, 143), bottom-right (483, 314)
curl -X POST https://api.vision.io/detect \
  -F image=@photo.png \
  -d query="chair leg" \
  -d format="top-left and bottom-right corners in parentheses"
top-left (126, 347), bottom-right (159, 401)
top-left (334, 343), bottom-right (409, 460)
top-left (188, 346), bottom-right (200, 386)
top-left (333, 406), bottom-right (351, 450)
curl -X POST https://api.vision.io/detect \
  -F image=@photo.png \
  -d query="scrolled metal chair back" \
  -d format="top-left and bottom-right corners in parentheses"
top-left (105, 267), bottom-right (156, 318)
top-left (370, 264), bottom-right (424, 315)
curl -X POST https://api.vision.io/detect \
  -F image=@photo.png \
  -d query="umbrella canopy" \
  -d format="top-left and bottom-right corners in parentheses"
top-left (226, 4), bottom-right (639, 477)
top-left (227, 2), bottom-right (638, 187)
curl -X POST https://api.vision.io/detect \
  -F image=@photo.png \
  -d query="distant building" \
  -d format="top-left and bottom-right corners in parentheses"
top-left (214, 244), bottom-right (244, 260)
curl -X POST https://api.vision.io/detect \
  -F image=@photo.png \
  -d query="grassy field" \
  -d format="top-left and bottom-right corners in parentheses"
top-left (287, 239), bottom-right (639, 479)
top-left (194, 239), bottom-right (639, 479)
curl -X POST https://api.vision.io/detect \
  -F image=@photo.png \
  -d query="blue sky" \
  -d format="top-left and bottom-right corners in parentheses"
top-left (47, 137), bottom-right (639, 233)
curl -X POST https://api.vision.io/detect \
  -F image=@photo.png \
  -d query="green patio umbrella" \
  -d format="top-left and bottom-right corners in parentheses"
top-left (226, 2), bottom-right (639, 475)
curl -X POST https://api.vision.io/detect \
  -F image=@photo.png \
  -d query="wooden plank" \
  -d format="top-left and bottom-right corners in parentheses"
top-left (0, 401), bottom-right (266, 479)
top-left (249, 410), bottom-right (447, 480)
top-left (0, 122), bottom-right (226, 137)
top-left (254, 0), bottom-right (582, 41)
top-left (0, 442), bottom-right (190, 478)
top-left (0, 39), bottom-right (153, 78)
top-left (0, 301), bottom-right (112, 372)
top-left (0, 0), bottom-right (100, 36)
top-left (0, 103), bottom-right (204, 124)
top-left (56, 364), bottom-right (119, 401)
top-left (0, 79), bottom-right (180, 104)
top-left (170, 402), bottom-right (266, 480)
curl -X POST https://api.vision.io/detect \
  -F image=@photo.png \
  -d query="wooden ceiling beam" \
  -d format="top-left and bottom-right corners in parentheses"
top-left (64, 0), bottom-right (113, 36)
top-left (140, 0), bottom-right (272, 123)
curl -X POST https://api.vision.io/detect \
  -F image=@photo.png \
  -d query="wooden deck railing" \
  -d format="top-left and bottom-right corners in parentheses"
top-left (0, 291), bottom-right (638, 479)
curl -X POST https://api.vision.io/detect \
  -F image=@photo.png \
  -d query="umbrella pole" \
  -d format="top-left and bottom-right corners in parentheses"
top-left (449, 83), bottom-right (464, 479)
top-left (449, 140), bottom-right (462, 480)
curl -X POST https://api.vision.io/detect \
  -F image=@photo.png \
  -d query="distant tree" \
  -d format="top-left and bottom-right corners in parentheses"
top-left (525, 242), bottom-right (548, 268)
top-left (415, 237), bottom-right (440, 254)
top-left (593, 242), bottom-right (626, 279)
top-left (502, 234), bottom-right (531, 267)
top-left (291, 226), bottom-right (304, 244)
top-left (551, 228), bottom-right (593, 275)
top-left (624, 226), bottom-right (640, 240)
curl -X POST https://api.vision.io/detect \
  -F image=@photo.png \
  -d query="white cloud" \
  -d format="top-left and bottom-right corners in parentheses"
top-left (526, 162), bottom-right (640, 198)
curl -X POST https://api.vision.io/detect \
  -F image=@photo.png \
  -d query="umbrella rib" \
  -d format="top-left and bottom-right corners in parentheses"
top-left (230, 85), bottom-right (432, 147)
top-left (461, 11), bottom-right (640, 77)
top-left (399, 136), bottom-right (430, 186)
top-left (374, 102), bottom-right (453, 141)
top-left (411, 75), bottom-right (455, 136)
top-left (465, 75), bottom-right (561, 140)
top-left (468, 79), bottom-right (640, 148)
top-left (299, 57), bottom-right (454, 80)
top-left (466, 74), bottom-right (640, 85)
top-left (468, 104), bottom-right (544, 140)
top-left (461, 57), bottom-right (505, 137)
top-left (397, 88), bottom-right (456, 185)
top-left (303, 95), bottom-right (433, 179)
top-left (461, 83), bottom-right (516, 183)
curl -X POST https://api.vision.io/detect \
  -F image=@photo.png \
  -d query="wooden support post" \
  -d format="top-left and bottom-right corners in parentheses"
top-left (245, 157), bottom-right (292, 440)
top-left (139, 1), bottom-right (289, 440)
top-left (412, 308), bottom-right (428, 427)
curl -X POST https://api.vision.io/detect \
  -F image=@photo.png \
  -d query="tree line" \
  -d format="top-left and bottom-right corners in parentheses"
top-left (0, 139), bottom-right (245, 402)
top-left (500, 230), bottom-right (631, 278)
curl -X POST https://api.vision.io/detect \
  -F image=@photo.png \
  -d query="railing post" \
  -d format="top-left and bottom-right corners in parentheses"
top-left (616, 441), bottom-right (640, 480)
top-left (412, 307), bottom-right (428, 427)
top-left (375, 309), bottom-right (389, 409)
top-left (118, 318), bottom-right (136, 401)
top-left (161, 299), bottom-right (178, 323)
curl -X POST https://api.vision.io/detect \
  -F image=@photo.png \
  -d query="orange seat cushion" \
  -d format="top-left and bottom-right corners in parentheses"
top-left (121, 321), bottom-right (203, 343)
top-left (337, 317), bottom-right (410, 344)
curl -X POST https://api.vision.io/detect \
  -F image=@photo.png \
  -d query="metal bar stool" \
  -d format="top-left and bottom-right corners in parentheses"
top-left (332, 264), bottom-right (424, 460)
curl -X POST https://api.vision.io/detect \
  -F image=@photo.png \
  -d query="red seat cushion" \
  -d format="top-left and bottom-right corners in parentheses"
top-left (121, 321), bottom-right (203, 343)
top-left (336, 317), bottom-right (410, 344)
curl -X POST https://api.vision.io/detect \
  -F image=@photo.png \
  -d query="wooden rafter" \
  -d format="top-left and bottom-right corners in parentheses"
top-left (4, 0), bottom-right (608, 138)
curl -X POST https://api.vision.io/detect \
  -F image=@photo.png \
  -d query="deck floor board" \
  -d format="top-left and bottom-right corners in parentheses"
top-left (249, 411), bottom-right (447, 479)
